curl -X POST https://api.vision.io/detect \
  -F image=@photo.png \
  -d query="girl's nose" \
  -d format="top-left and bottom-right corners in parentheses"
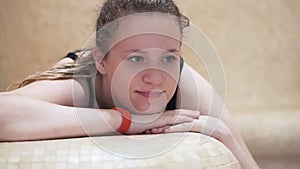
top-left (142, 69), bottom-right (164, 85)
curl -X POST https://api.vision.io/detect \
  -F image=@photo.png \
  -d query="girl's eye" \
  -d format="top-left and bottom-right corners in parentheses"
top-left (161, 55), bottom-right (177, 63)
top-left (127, 55), bottom-right (145, 63)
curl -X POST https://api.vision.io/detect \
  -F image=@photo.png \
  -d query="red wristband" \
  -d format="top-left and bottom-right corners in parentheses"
top-left (112, 107), bottom-right (132, 134)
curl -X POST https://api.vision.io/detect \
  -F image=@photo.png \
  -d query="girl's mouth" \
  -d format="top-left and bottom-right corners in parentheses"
top-left (135, 90), bottom-right (166, 98)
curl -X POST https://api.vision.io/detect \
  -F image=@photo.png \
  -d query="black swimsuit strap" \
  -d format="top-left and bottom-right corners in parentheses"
top-left (63, 51), bottom-right (95, 108)
top-left (87, 78), bottom-right (95, 108)
top-left (63, 52), bottom-right (79, 61)
top-left (165, 57), bottom-right (184, 110)
top-left (165, 87), bottom-right (178, 110)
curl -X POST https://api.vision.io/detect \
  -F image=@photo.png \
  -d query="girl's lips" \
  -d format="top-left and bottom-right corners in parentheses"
top-left (135, 90), bottom-right (165, 98)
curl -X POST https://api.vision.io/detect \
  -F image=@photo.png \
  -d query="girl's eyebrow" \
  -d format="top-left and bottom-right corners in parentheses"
top-left (124, 49), bottom-right (179, 53)
top-left (124, 49), bottom-right (146, 54)
top-left (164, 49), bottom-right (180, 53)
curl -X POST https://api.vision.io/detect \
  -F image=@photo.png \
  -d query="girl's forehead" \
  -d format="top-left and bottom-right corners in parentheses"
top-left (111, 13), bottom-right (182, 46)
top-left (112, 34), bottom-right (181, 52)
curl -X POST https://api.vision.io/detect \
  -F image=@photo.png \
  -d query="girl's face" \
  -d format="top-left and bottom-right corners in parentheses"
top-left (97, 14), bottom-right (182, 114)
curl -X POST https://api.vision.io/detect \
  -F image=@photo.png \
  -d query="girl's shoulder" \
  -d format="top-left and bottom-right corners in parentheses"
top-left (9, 78), bottom-right (91, 107)
top-left (177, 64), bottom-right (212, 111)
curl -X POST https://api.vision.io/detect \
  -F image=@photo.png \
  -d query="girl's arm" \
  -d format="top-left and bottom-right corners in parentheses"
top-left (0, 79), bottom-right (198, 141)
top-left (0, 79), bottom-right (121, 141)
top-left (0, 93), bottom-right (122, 141)
top-left (0, 94), bottom-right (198, 141)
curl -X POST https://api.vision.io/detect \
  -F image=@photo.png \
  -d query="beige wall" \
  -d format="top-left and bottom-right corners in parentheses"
top-left (0, 0), bottom-right (299, 112)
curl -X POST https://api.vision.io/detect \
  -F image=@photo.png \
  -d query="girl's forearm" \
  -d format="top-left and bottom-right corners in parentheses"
top-left (0, 94), bottom-right (122, 141)
top-left (221, 110), bottom-right (259, 169)
top-left (222, 132), bottom-right (259, 169)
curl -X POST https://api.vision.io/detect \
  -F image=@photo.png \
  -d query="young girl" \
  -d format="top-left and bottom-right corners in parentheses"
top-left (0, 0), bottom-right (258, 168)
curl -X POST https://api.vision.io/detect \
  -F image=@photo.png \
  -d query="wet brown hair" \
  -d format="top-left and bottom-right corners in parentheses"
top-left (96, 0), bottom-right (189, 51)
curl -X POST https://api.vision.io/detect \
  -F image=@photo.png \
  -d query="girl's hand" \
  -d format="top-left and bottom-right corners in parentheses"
top-left (126, 109), bottom-right (200, 134)
top-left (164, 116), bottom-right (232, 142)
top-left (146, 115), bottom-right (232, 142)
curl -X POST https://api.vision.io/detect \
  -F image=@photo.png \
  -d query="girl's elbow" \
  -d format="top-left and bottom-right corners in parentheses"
top-left (0, 92), bottom-right (19, 141)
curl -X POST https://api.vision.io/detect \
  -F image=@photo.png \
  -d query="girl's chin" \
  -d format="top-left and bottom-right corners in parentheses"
top-left (128, 96), bottom-right (169, 114)
top-left (130, 103), bottom-right (167, 114)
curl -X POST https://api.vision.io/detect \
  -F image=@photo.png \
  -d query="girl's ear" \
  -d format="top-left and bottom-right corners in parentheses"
top-left (92, 47), bottom-right (107, 75)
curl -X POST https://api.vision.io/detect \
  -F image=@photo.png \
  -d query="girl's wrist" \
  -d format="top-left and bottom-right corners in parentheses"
top-left (127, 113), bottom-right (153, 134)
top-left (105, 109), bottom-right (123, 133)
top-left (112, 108), bottom-right (132, 134)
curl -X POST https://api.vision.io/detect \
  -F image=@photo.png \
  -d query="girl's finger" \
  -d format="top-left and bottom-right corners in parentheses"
top-left (164, 116), bottom-right (231, 142)
top-left (164, 121), bottom-right (196, 133)
top-left (165, 109), bottom-right (200, 119)
top-left (165, 117), bottom-right (215, 134)
top-left (145, 111), bottom-right (195, 131)
top-left (150, 126), bottom-right (169, 134)
top-left (168, 115), bottom-right (194, 125)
